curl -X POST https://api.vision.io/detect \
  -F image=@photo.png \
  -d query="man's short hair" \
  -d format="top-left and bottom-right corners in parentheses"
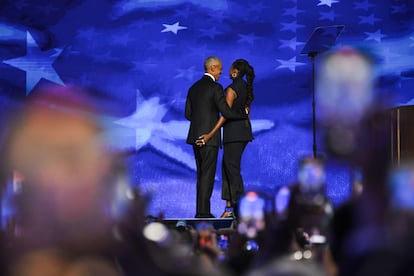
top-left (204, 56), bottom-right (221, 71)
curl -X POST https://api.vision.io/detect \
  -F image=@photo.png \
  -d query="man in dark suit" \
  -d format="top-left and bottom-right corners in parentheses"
top-left (185, 56), bottom-right (246, 218)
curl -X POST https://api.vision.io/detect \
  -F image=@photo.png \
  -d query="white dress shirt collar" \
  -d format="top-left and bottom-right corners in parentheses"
top-left (204, 73), bottom-right (216, 81)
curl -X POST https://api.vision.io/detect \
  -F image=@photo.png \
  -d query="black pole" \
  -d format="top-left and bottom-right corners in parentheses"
top-left (309, 52), bottom-right (317, 159)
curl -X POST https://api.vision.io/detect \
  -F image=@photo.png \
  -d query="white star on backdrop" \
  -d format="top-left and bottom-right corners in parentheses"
top-left (111, 89), bottom-right (275, 171)
top-left (281, 21), bottom-right (305, 32)
top-left (161, 21), bottom-right (187, 34)
top-left (317, 0), bottom-right (339, 7)
top-left (238, 33), bottom-right (260, 45)
top-left (3, 31), bottom-right (64, 95)
top-left (276, 57), bottom-right (306, 72)
top-left (354, 0), bottom-right (375, 11)
top-left (364, 29), bottom-right (386, 43)
top-left (358, 14), bottom-right (382, 26)
top-left (283, 6), bottom-right (304, 17)
top-left (279, 37), bottom-right (304, 50)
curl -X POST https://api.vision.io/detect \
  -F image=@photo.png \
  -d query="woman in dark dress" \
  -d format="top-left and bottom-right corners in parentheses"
top-left (197, 59), bottom-right (255, 217)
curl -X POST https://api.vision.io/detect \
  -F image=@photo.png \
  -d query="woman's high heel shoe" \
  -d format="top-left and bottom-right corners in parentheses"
top-left (220, 207), bottom-right (235, 218)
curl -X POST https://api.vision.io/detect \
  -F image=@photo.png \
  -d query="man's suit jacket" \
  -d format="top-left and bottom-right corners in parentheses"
top-left (185, 75), bottom-right (245, 146)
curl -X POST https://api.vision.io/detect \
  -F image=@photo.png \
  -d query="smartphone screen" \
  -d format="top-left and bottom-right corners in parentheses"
top-left (388, 165), bottom-right (414, 210)
top-left (275, 186), bottom-right (291, 219)
top-left (298, 159), bottom-right (326, 194)
top-left (217, 234), bottom-right (228, 251)
top-left (1, 170), bottom-right (23, 233)
top-left (237, 191), bottom-right (265, 239)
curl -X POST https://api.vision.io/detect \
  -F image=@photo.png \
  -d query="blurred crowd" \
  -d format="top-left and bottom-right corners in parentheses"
top-left (1, 46), bottom-right (414, 276)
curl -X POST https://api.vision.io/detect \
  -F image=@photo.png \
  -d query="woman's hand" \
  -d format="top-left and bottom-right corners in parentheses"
top-left (195, 133), bottom-right (212, 147)
top-left (245, 106), bottom-right (251, 118)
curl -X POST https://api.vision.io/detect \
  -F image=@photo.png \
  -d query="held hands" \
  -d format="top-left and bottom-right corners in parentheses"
top-left (195, 134), bottom-right (212, 147)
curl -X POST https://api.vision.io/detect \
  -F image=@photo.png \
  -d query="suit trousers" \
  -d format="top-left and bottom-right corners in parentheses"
top-left (193, 145), bottom-right (218, 217)
top-left (222, 141), bottom-right (248, 204)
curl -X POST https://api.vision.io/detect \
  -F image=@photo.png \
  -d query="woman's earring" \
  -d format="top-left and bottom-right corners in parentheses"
top-left (232, 73), bottom-right (237, 78)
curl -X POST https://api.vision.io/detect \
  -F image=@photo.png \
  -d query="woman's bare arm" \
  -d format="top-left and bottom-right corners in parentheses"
top-left (196, 87), bottom-right (237, 146)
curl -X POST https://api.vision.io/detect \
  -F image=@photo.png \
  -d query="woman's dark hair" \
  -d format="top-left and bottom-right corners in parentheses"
top-left (232, 59), bottom-right (255, 106)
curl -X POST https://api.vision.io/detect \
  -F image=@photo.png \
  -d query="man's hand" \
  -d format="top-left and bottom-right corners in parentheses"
top-left (245, 106), bottom-right (250, 118)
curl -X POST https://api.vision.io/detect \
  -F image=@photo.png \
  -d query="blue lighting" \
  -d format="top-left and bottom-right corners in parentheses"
top-left (0, 0), bottom-right (413, 218)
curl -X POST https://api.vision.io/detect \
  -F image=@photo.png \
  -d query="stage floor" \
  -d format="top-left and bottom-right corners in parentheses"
top-left (162, 217), bottom-right (234, 230)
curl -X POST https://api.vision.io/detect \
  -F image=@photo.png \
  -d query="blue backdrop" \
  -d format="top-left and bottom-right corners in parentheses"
top-left (1, 0), bottom-right (414, 218)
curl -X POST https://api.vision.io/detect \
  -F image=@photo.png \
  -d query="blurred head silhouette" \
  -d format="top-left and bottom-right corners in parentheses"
top-left (4, 84), bottom-right (115, 251)
top-left (317, 46), bottom-right (376, 126)
top-left (317, 46), bottom-right (378, 159)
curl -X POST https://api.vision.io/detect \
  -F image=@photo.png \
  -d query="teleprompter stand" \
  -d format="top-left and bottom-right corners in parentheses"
top-left (300, 25), bottom-right (344, 158)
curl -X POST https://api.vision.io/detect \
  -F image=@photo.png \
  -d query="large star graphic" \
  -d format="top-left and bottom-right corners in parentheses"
top-left (276, 57), bottom-right (306, 72)
top-left (112, 89), bottom-right (197, 170)
top-left (3, 31), bottom-right (64, 95)
top-left (111, 89), bottom-right (274, 171)
top-left (161, 22), bottom-right (187, 35)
